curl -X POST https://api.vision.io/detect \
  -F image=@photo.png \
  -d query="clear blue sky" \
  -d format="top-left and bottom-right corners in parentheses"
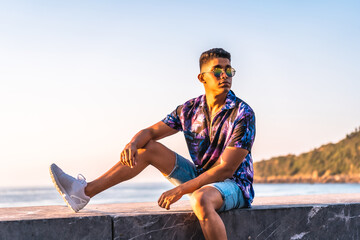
top-left (1, 0), bottom-right (359, 186)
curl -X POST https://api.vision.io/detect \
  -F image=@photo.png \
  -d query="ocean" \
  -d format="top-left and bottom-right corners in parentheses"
top-left (1, 182), bottom-right (360, 208)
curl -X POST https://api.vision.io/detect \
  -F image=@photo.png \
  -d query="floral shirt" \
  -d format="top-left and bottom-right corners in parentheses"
top-left (162, 90), bottom-right (256, 207)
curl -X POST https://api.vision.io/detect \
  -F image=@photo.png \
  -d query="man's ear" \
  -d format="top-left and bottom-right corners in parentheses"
top-left (198, 73), bottom-right (206, 83)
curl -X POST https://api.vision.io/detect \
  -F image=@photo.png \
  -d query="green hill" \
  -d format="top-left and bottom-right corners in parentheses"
top-left (254, 127), bottom-right (360, 183)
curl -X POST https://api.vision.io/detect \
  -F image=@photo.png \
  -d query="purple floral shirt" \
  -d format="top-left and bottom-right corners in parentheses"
top-left (162, 90), bottom-right (256, 207)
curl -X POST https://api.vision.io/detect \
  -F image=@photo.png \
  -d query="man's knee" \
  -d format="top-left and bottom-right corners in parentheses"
top-left (140, 140), bottom-right (160, 158)
top-left (138, 140), bottom-right (166, 164)
top-left (191, 188), bottom-right (207, 209)
top-left (190, 187), bottom-right (221, 220)
top-left (143, 140), bottom-right (159, 152)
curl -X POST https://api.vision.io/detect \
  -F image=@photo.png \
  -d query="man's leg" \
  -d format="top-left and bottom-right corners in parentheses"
top-left (85, 140), bottom-right (175, 197)
top-left (190, 186), bottom-right (227, 240)
top-left (50, 140), bottom-right (176, 212)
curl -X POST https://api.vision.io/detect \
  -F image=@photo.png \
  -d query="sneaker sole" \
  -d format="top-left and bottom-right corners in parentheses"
top-left (49, 164), bottom-right (79, 213)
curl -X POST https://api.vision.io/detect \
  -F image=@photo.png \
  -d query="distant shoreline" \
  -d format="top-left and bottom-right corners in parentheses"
top-left (254, 175), bottom-right (360, 184)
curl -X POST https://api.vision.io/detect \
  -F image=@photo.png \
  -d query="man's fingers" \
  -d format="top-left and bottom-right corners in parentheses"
top-left (132, 149), bottom-right (137, 167)
top-left (125, 149), bottom-right (131, 167)
top-left (158, 194), bottom-right (169, 209)
top-left (159, 197), bottom-right (171, 209)
top-left (122, 152), bottom-right (127, 166)
top-left (120, 144), bottom-right (138, 168)
top-left (120, 152), bottom-right (125, 165)
top-left (161, 200), bottom-right (168, 209)
top-left (158, 195), bottom-right (164, 206)
top-left (157, 187), bottom-right (182, 210)
top-left (129, 148), bottom-right (133, 168)
top-left (165, 201), bottom-right (171, 210)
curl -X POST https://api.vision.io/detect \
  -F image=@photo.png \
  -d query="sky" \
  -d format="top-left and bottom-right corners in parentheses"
top-left (1, 0), bottom-right (359, 187)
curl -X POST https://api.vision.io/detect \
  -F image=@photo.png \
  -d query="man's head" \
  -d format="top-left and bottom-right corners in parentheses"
top-left (198, 48), bottom-right (234, 95)
top-left (199, 48), bottom-right (231, 72)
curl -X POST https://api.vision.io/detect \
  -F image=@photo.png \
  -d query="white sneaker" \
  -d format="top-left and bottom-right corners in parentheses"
top-left (49, 163), bottom-right (90, 212)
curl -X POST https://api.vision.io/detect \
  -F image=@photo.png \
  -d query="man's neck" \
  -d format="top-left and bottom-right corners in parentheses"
top-left (205, 90), bottom-right (228, 117)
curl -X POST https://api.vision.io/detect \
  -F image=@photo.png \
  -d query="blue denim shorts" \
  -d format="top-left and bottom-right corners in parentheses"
top-left (165, 153), bottom-right (245, 212)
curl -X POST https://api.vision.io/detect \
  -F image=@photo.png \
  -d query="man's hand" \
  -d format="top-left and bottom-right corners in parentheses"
top-left (158, 186), bottom-right (184, 210)
top-left (120, 142), bottom-right (137, 168)
top-left (119, 121), bottom-right (178, 168)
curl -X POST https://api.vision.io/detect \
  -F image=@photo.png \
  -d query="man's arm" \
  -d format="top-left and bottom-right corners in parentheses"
top-left (158, 147), bottom-right (249, 209)
top-left (120, 121), bottom-right (178, 168)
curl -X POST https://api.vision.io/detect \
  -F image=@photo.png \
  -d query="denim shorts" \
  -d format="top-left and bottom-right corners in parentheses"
top-left (165, 153), bottom-right (245, 212)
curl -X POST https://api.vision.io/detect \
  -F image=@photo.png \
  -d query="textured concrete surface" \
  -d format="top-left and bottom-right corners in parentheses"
top-left (1, 193), bottom-right (360, 240)
top-left (223, 203), bottom-right (360, 240)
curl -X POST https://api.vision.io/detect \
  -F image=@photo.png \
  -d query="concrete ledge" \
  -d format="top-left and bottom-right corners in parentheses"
top-left (1, 193), bottom-right (360, 240)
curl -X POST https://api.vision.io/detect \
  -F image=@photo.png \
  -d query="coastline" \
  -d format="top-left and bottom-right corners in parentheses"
top-left (254, 174), bottom-right (360, 183)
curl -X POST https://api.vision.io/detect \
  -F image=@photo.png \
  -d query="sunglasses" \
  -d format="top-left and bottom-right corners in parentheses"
top-left (202, 67), bottom-right (236, 78)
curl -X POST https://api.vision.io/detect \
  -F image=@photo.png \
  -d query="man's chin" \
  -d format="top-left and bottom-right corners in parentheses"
top-left (221, 86), bottom-right (231, 91)
top-left (217, 88), bottom-right (231, 95)
top-left (205, 87), bottom-right (231, 95)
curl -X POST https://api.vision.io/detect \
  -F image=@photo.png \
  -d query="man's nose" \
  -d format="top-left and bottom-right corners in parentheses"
top-left (220, 70), bottom-right (228, 79)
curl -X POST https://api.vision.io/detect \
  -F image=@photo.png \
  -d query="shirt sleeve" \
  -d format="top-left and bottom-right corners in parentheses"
top-left (227, 108), bottom-right (256, 152)
top-left (161, 105), bottom-right (183, 131)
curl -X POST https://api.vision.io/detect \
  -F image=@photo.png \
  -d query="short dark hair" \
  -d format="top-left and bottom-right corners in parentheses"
top-left (199, 48), bottom-right (231, 70)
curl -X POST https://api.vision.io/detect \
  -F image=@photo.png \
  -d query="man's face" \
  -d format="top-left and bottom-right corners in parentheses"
top-left (199, 57), bottom-right (232, 94)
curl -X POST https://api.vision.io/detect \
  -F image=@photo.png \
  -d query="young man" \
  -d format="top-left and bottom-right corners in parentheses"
top-left (50, 48), bottom-right (255, 240)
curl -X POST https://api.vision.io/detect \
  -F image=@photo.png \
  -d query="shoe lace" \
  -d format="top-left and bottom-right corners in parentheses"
top-left (77, 174), bottom-right (87, 184)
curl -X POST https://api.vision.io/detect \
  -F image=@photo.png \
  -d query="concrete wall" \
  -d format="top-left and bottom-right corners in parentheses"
top-left (1, 193), bottom-right (360, 240)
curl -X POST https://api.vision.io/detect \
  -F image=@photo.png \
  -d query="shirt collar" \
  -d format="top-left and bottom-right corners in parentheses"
top-left (223, 90), bottom-right (237, 110)
top-left (199, 94), bottom-right (207, 108)
top-left (199, 90), bottom-right (237, 110)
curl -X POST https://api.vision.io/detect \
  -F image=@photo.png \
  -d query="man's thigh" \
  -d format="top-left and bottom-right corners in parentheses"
top-left (139, 140), bottom-right (176, 176)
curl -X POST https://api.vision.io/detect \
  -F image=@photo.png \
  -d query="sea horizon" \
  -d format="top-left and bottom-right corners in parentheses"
top-left (1, 182), bottom-right (360, 208)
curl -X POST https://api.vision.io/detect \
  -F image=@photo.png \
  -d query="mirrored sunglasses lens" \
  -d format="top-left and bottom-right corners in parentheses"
top-left (225, 68), bottom-right (235, 77)
top-left (225, 68), bottom-right (232, 77)
top-left (213, 68), bottom-right (222, 77)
